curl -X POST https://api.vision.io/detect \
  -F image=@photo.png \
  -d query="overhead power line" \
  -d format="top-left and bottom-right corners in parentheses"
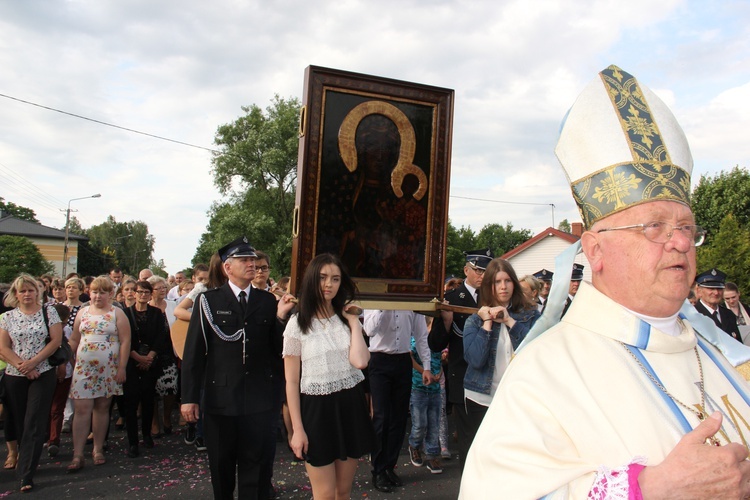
top-left (0, 161), bottom-right (67, 212)
top-left (0, 92), bottom-right (221, 154)
top-left (1, 92), bottom-right (562, 224)
top-left (450, 195), bottom-right (553, 207)
top-left (451, 195), bottom-right (557, 227)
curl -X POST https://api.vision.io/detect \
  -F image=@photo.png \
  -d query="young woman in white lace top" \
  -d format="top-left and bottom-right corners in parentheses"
top-left (283, 253), bottom-right (374, 500)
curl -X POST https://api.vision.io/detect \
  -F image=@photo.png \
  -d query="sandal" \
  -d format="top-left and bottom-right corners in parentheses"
top-left (67, 455), bottom-right (85, 472)
top-left (93, 450), bottom-right (106, 466)
top-left (20, 479), bottom-right (33, 493)
top-left (4, 452), bottom-right (18, 469)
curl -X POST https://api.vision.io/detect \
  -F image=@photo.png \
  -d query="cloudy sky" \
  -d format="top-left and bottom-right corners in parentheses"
top-left (1, 0), bottom-right (748, 274)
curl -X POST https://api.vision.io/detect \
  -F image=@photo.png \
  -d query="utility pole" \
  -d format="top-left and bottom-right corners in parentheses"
top-left (62, 194), bottom-right (101, 276)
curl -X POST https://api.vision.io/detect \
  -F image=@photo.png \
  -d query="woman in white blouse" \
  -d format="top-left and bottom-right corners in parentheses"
top-left (0, 274), bottom-right (63, 492)
top-left (283, 253), bottom-right (373, 500)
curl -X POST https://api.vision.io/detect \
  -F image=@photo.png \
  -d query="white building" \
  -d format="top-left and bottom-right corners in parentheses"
top-left (501, 223), bottom-right (592, 282)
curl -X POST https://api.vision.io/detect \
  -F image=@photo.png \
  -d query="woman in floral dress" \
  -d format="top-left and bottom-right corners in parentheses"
top-left (67, 276), bottom-right (130, 471)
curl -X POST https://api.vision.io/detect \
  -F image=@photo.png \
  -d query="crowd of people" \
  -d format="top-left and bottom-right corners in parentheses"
top-left (3, 64), bottom-right (750, 499)
top-left (0, 262), bottom-right (268, 494)
top-left (0, 237), bottom-right (547, 497)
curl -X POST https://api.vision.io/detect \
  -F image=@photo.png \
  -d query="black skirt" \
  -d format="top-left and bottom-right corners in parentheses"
top-left (301, 382), bottom-right (375, 467)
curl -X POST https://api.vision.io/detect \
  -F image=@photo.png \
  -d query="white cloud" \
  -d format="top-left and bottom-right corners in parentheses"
top-left (0, 0), bottom-right (748, 273)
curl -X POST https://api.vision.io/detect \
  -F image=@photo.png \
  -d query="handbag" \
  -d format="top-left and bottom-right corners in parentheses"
top-left (42, 305), bottom-right (73, 367)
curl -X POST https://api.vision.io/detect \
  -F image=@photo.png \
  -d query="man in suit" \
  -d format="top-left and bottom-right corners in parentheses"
top-left (694, 268), bottom-right (741, 342)
top-left (251, 250), bottom-right (282, 499)
top-left (428, 248), bottom-right (492, 471)
top-left (533, 269), bottom-right (553, 311)
top-left (180, 237), bottom-right (294, 500)
top-left (561, 263), bottom-right (584, 318)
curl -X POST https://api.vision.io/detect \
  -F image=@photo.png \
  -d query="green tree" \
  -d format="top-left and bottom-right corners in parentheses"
top-left (59, 216), bottom-right (109, 277)
top-left (0, 235), bottom-right (55, 281)
top-left (194, 188), bottom-right (292, 280)
top-left (442, 221), bottom-right (533, 284)
top-left (83, 216), bottom-right (155, 275)
top-left (75, 240), bottom-right (110, 277)
top-left (0, 197), bottom-right (39, 223)
top-left (692, 166), bottom-right (750, 244)
top-left (697, 214), bottom-right (750, 293)
top-left (476, 222), bottom-right (533, 257)
top-left (195, 96), bottom-right (301, 276)
top-left (150, 259), bottom-right (169, 278)
top-left (558, 219), bottom-right (571, 233)
top-left (444, 220), bottom-right (478, 279)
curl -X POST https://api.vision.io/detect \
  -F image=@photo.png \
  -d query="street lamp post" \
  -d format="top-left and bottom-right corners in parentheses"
top-left (62, 194), bottom-right (101, 276)
top-left (114, 234), bottom-right (133, 244)
top-left (132, 249), bottom-right (146, 273)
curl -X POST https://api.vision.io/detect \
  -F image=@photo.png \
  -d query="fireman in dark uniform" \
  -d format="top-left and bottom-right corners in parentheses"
top-left (181, 237), bottom-right (294, 500)
top-left (428, 248), bottom-right (492, 471)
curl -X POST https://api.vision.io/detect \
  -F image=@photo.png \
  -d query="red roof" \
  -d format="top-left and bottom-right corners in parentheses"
top-left (501, 227), bottom-right (579, 260)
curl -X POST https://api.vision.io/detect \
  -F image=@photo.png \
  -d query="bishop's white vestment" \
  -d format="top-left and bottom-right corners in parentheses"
top-left (459, 282), bottom-right (750, 499)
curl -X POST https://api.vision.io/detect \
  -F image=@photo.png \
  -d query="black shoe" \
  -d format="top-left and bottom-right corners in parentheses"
top-left (143, 436), bottom-right (154, 449)
top-left (163, 426), bottom-right (172, 436)
top-left (268, 484), bottom-right (277, 499)
top-left (384, 468), bottom-right (403, 487)
top-left (184, 424), bottom-right (196, 445)
top-left (127, 445), bottom-right (139, 458)
top-left (194, 437), bottom-right (207, 452)
top-left (372, 472), bottom-right (394, 493)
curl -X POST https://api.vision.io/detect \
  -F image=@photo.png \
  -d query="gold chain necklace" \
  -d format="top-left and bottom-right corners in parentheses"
top-left (621, 343), bottom-right (720, 446)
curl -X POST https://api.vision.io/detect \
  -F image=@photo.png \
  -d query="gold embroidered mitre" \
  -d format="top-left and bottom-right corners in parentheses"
top-left (555, 65), bottom-right (693, 228)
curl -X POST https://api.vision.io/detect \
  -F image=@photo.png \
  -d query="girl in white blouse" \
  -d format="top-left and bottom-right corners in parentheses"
top-left (283, 253), bottom-right (373, 500)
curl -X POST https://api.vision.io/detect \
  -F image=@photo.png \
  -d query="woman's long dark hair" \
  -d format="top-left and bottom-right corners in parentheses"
top-left (297, 253), bottom-right (357, 334)
top-left (207, 252), bottom-right (228, 289)
top-left (478, 258), bottom-right (530, 313)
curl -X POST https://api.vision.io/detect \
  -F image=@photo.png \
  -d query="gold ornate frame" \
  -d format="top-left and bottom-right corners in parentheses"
top-left (291, 66), bottom-right (454, 302)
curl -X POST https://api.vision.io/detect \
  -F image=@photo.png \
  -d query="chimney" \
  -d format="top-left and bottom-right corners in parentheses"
top-left (571, 222), bottom-right (583, 237)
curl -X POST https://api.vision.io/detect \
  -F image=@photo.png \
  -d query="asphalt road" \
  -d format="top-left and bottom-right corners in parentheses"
top-left (0, 413), bottom-right (461, 499)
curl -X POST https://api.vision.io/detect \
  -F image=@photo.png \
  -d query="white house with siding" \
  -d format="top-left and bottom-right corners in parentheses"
top-left (501, 223), bottom-right (592, 282)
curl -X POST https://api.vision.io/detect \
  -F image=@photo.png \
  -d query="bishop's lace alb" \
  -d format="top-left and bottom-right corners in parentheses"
top-left (282, 314), bottom-right (364, 396)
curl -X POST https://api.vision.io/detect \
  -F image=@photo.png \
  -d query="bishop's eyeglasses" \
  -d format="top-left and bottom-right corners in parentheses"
top-left (597, 221), bottom-right (706, 247)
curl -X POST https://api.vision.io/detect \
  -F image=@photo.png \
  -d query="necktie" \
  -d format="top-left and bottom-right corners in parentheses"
top-left (239, 290), bottom-right (247, 314)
